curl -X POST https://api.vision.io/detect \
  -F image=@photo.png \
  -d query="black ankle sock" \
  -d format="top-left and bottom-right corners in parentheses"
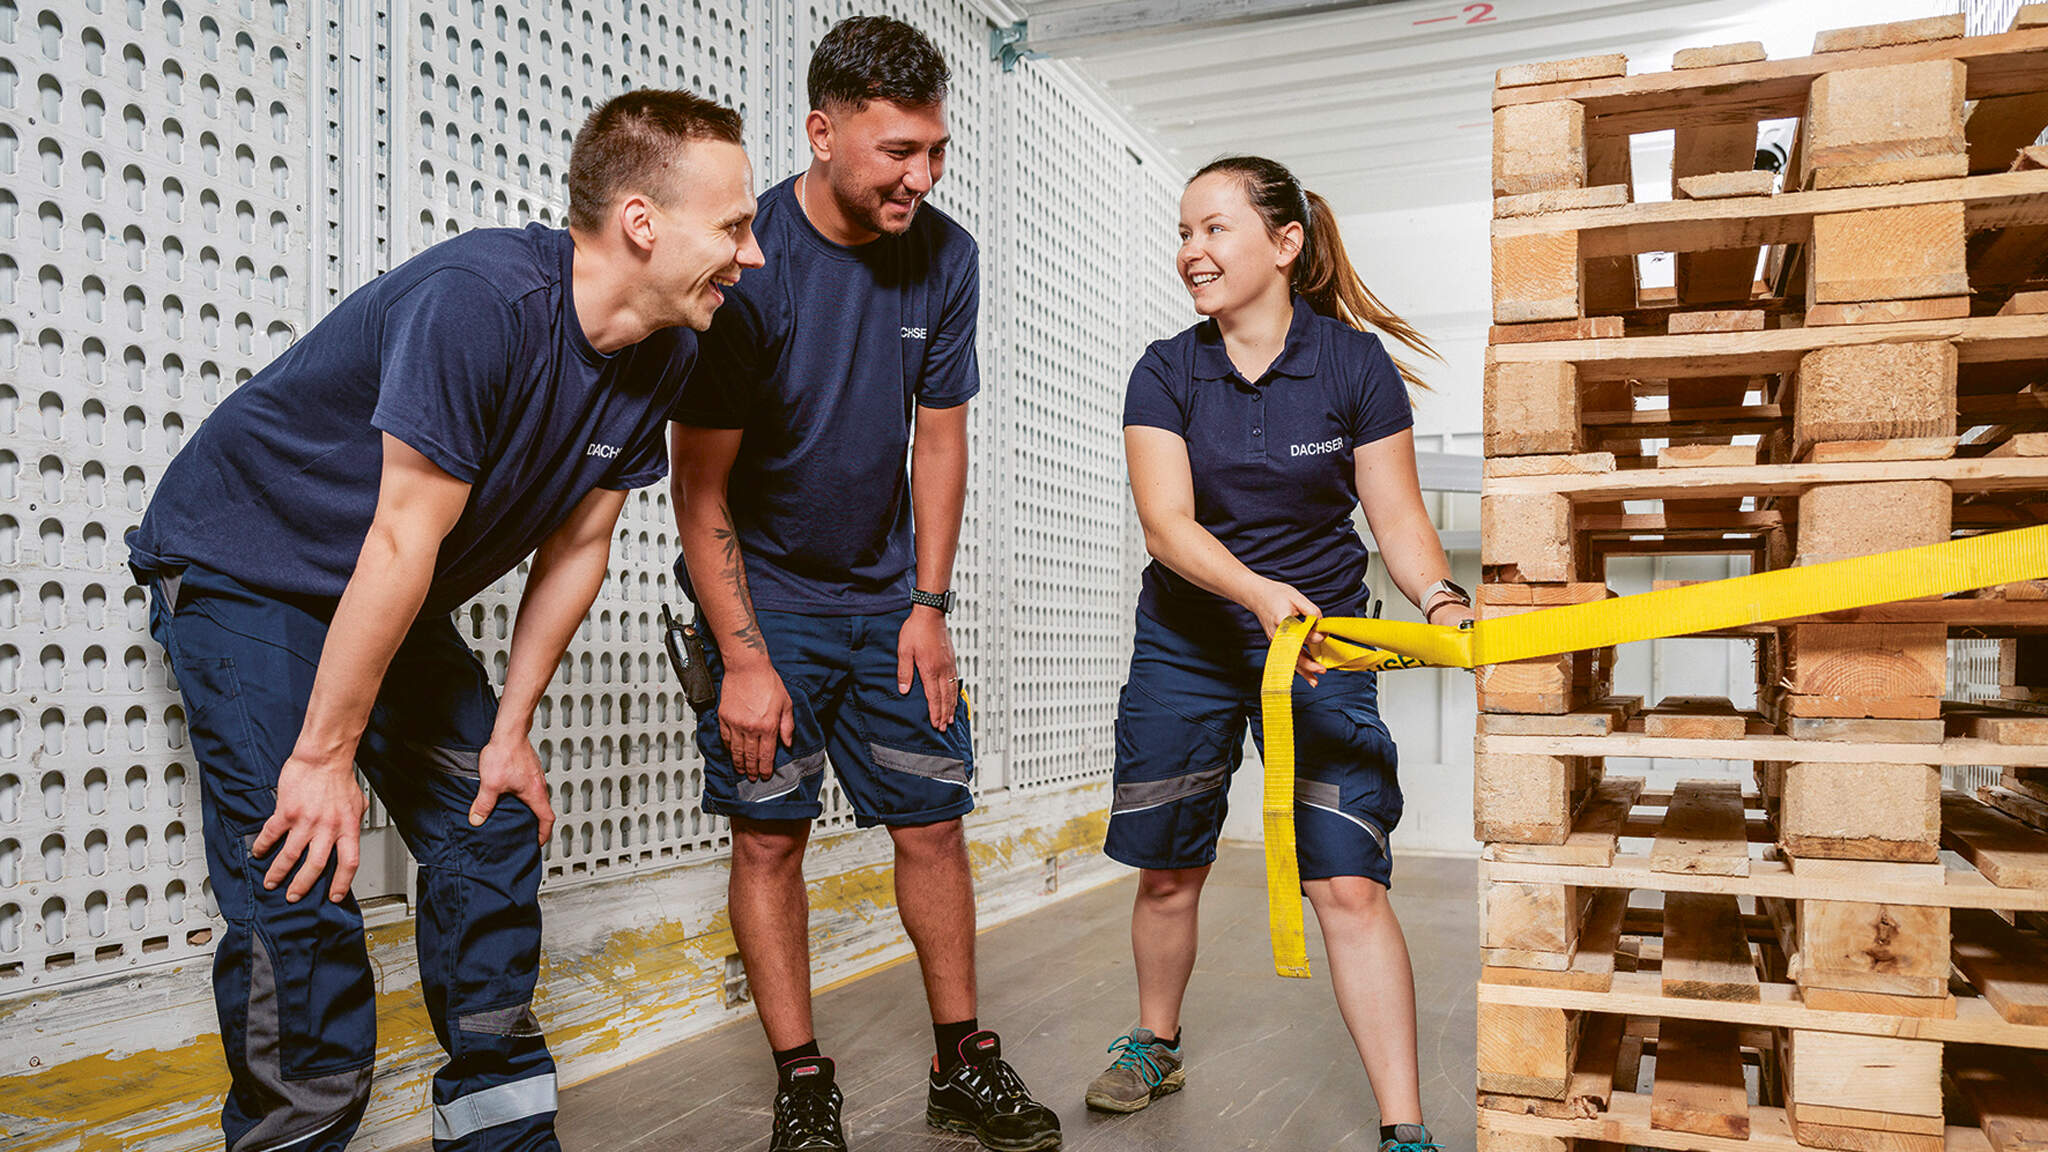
top-left (934, 1018), bottom-right (979, 1072)
top-left (1163, 1029), bottom-right (1181, 1048)
top-left (774, 1039), bottom-right (821, 1072)
top-left (1382, 1124), bottom-right (1428, 1144)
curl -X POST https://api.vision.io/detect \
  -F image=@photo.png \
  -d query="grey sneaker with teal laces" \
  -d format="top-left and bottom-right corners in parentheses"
top-left (1083, 1027), bottom-right (1185, 1113)
top-left (1380, 1124), bottom-right (1442, 1152)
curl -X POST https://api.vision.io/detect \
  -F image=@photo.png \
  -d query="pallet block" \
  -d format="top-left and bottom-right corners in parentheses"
top-left (1794, 481), bottom-right (1952, 565)
top-left (1795, 898), bottom-right (1949, 998)
top-left (1778, 623), bottom-right (1947, 720)
top-left (1495, 231), bottom-right (1581, 323)
top-left (1482, 494), bottom-right (1576, 583)
top-left (1808, 202), bottom-right (1968, 303)
top-left (1791, 341), bottom-right (1956, 457)
top-left (1801, 59), bottom-right (1966, 187)
top-left (1495, 101), bottom-right (1587, 197)
top-left (1485, 357), bottom-right (1581, 457)
top-left (1780, 762), bottom-right (1939, 862)
top-left (1483, 878), bottom-right (1583, 969)
top-left (1476, 752), bottom-right (1579, 845)
top-left (1478, 1002), bottom-right (1580, 1099)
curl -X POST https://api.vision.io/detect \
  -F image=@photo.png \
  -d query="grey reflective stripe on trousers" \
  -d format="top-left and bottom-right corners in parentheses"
top-left (1111, 763), bottom-right (1230, 815)
top-left (736, 749), bottom-right (827, 803)
top-left (868, 743), bottom-right (969, 786)
top-left (458, 1003), bottom-right (543, 1037)
top-left (414, 742), bottom-right (483, 779)
top-left (1295, 778), bottom-right (1388, 856)
top-left (433, 1072), bottom-right (560, 1142)
top-left (231, 934), bottom-right (372, 1152)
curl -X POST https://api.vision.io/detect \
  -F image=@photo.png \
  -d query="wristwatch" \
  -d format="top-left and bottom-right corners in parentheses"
top-left (1421, 579), bottom-right (1471, 622)
top-left (910, 587), bottom-right (956, 615)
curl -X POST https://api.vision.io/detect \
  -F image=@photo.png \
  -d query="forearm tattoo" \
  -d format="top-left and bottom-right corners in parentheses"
top-left (712, 508), bottom-right (767, 655)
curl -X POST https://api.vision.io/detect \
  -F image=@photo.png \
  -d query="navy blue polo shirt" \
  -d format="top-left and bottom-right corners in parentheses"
top-left (128, 223), bottom-right (687, 616)
top-left (671, 175), bottom-right (980, 614)
top-left (1123, 296), bottom-right (1414, 644)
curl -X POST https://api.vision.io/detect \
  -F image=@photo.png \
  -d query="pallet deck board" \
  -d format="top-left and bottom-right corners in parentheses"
top-left (1953, 909), bottom-right (2048, 1027)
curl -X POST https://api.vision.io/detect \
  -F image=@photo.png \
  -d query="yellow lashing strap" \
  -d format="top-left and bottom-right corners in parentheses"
top-left (1259, 524), bottom-right (2048, 978)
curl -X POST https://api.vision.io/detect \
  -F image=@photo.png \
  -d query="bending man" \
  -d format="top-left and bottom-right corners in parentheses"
top-left (128, 91), bottom-right (762, 1152)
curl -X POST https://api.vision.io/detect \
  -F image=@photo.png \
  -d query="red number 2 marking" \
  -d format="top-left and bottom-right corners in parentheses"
top-left (1464, 2), bottom-right (1497, 22)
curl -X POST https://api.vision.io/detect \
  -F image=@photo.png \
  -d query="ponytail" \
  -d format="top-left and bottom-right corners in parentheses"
top-left (1191, 156), bottom-right (1439, 393)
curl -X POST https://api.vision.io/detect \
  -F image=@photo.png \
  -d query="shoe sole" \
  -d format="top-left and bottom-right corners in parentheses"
top-left (1083, 1067), bottom-right (1186, 1114)
top-left (926, 1108), bottom-right (1063, 1152)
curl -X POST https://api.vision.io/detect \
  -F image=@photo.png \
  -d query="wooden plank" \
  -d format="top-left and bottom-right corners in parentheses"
top-left (1488, 169), bottom-right (2048, 256)
top-left (1805, 297), bottom-right (1971, 326)
top-left (1475, 732), bottom-right (2048, 769)
top-left (1813, 15), bottom-right (1963, 53)
top-left (1481, 1090), bottom-right (1993, 1152)
top-left (1490, 316), bottom-right (1623, 344)
top-left (1653, 780), bottom-right (1753, 877)
top-left (1495, 184), bottom-right (1630, 218)
top-left (1498, 54), bottom-right (1628, 89)
top-left (1956, 708), bottom-right (2048, 747)
top-left (1678, 170), bottom-right (1776, 199)
top-left (1966, 92), bottom-right (2048, 175)
top-left (1953, 908), bottom-right (2048, 1027)
top-left (1983, 786), bottom-right (2048, 832)
top-left (1663, 891), bottom-right (1761, 1002)
top-left (1662, 443), bottom-right (1758, 468)
top-left (1486, 313), bottom-right (2048, 382)
top-left (1480, 454), bottom-right (2048, 501)
top-left (1949, 1044), bottom-right (2048, 1152)
top-left (1491, 25), bottom-right (2048, 125)
top-left (1650, 1018), bottom-right (1750, 1138)
top-left (1479, 969), bottom-right (2048, 1050)
top-left (1944, 790), bottom-right (2048, 889)
top-left (1479, 851), bottom-right (2048, 913)
top-left (1645, 697), bottom-right (1749, 740)
top-left (1568, 1012), bottom-right (1625, 1118)
top-left (1673, 41), bottom-right (1765, 70)
top-left (1804, 436), bottom-right (1958, 462)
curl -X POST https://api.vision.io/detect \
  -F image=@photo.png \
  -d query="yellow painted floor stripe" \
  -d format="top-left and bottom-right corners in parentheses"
top-left (1258, 524), bottom-right (2048, 978)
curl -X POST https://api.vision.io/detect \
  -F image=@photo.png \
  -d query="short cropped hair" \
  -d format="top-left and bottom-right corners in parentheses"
top-left (567, 89), bottom-right (745, 232)
top-left (806, 15), bottom-right (949, 113)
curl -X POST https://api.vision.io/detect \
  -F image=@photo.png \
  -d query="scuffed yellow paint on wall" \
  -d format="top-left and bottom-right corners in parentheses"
top-left (14, 790), bottom-right (1116, 1152)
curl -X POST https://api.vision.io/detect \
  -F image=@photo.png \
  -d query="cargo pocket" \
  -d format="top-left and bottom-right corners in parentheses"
top-left (1107, 681), bottom-right (1239, 867)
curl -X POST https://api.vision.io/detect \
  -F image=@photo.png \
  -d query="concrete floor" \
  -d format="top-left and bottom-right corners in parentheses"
top-left (405, 846), bottom-right (1478, 1152)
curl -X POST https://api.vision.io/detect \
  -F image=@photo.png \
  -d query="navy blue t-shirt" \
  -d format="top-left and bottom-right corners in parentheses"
top-left (671, 175), bottom-right (980, 614)
top-left (1123, 296), bottom-right (1414, 644)
top-left (128, 224), bottom-right (687, 615)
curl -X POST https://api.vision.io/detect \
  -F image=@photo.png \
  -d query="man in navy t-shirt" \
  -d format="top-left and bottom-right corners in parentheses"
top-left (669, 17), bottom-right (1060, 1152)
top-left (126, 91), bottom-right (763, 1152)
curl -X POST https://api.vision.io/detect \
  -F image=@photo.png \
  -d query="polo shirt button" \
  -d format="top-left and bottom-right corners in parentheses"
top-left (1253, 428), bottom-right (1263, 437)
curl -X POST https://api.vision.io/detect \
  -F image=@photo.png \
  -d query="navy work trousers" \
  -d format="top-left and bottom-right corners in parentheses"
top-left (146, 565), bottom-right (560, 1152)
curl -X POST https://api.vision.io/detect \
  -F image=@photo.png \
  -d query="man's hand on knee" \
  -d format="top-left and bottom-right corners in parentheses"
top-left (473, 731), bottom-right (556, 844)
top-left (252, 754), bottom-right (369, 904)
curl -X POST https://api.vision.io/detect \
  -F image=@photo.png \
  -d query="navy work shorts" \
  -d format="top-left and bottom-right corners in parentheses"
top-left (1104, 610), bottom-right (1402, 885)
top-left (695, 607), bottom-right (975, 827)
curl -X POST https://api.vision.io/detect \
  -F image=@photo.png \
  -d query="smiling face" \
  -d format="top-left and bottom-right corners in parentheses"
top-left (648, 138), bottom-right (764, 330)
top-left (1176, 170), bottom-right (1302, 319)
top-left (811, 97), bottom-right (949, 239)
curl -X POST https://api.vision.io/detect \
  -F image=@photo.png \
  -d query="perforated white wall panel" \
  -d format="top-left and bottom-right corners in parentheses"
top-left (1, 0), bottom-right (1189, 991)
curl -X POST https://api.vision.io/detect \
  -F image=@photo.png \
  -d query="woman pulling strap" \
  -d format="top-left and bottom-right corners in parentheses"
top-left (1085, 155), bottom-right (1469, 1152)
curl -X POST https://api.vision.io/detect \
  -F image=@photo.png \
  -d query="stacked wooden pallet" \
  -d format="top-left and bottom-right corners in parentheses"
top-left (1475, 12), bottom-right (2048, 1152)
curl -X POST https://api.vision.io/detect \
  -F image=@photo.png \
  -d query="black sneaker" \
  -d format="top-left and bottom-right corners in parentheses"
top-left (927, 1030), bottom-right (1062, 1152)
top-left (771, 1056), bottom-right (847, 1152)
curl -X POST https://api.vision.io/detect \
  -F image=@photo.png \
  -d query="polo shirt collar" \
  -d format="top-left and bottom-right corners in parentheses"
top-left (1191, 295), bottom-right (1322, 384)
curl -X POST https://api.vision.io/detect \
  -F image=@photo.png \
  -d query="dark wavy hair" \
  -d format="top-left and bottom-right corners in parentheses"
top-left (1192, 155), bottom-right (1438, 391)
top-left (808, 15), bottom-right (950, 113)
top-left (567, 89), bottom-right (744, 233)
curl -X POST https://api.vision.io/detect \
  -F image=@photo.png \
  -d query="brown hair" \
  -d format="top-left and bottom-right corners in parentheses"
top-left (567, 89), bottom-right (745, 233)
top-left (1191, 156), bottom-right (1438, 391)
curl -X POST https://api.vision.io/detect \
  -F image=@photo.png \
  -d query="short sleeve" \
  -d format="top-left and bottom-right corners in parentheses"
top-left (370, 270), bottom-right (518, 483)
top-left (670, 287), bottom-right (763, 428)
top-left (607, 426), bottom-right (669, 490)
top-left (1122, 348), bottom-right (1186, 435)
top-left (916, 247), bottom-right (981, 410)
top-left (1350, 335), bottom-right (1415, 448)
